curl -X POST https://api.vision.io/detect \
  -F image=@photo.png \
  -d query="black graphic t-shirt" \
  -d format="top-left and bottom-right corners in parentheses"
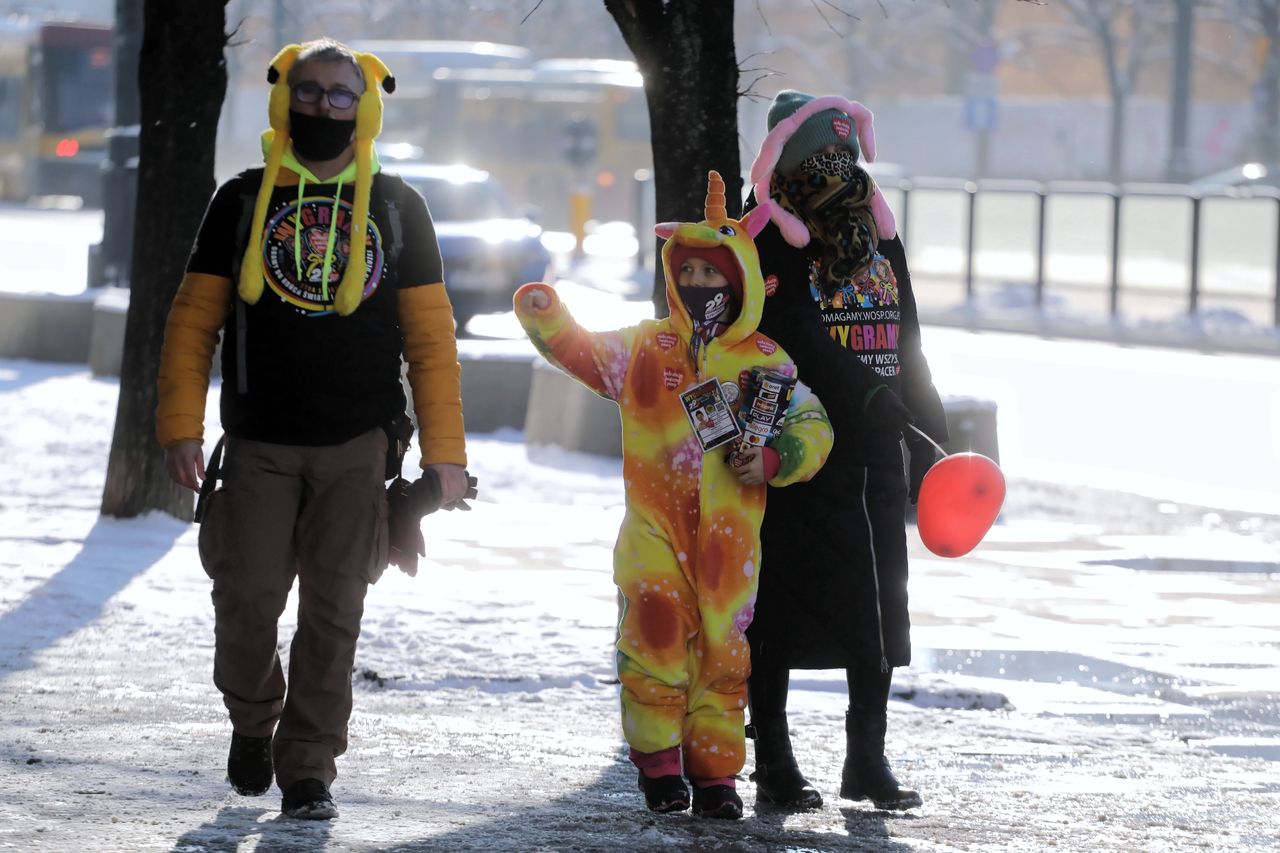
top-left (187, 169), bottom-right (444, 446)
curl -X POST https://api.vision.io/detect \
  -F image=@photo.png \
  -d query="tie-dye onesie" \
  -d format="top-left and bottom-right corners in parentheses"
top-left (514, 175), bottom-right (833, 782)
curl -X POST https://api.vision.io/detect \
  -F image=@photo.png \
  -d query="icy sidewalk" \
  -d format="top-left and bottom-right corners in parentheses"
top-left (1, 363), bottom-right (1278, 852)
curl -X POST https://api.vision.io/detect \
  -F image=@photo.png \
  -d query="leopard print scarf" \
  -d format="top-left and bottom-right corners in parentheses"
top-left (772, 148), bottom-right (880, 295)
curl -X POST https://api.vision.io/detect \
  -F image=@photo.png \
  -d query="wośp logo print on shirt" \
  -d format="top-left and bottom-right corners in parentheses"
top-left (809, 253), bottom-right (902, 376)
top-left (810, 255), bottom-right (898, 312)
top-left (262, 196), bottom-right (385, 314)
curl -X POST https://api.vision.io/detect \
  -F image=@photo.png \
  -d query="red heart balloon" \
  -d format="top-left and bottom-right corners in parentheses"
top-left (916, 452), bottom-right (1006, 558)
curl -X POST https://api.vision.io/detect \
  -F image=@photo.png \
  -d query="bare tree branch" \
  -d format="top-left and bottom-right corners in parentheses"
top-left (809, 0), bottom-right (843, 37)
top-left (520, 0), bottom-right (546, 26)
top-left (816, 0), bottom-right (860, 21)
top-left (754, 0), bottom-right (774, 36)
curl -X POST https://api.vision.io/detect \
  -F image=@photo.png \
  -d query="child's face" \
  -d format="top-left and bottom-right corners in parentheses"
top-left (677, 256), bottom-right (730, 288)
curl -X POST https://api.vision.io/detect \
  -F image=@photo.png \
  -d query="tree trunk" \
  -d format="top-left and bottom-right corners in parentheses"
top-left (101, 1), bottom-right (229, 520)
top-left (1099, 29), bottom-right (1126, 183)
top-left (1109, 89), bottom-right (1126, 183)
top-left (604, 0), bottom-right (740, 318)
top-left (1165, 0), bottom-right (1194, 181)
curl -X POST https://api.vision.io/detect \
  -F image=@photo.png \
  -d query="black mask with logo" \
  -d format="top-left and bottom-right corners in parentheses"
top-left (289, 110), bottom-right (356, 162)
top-left (677, 284), bottom-right (738, 368)
top-left (677, 284), bottom-right (737, 329)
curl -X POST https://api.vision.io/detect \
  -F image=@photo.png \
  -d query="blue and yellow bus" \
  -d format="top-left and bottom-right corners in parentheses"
top-left (0, 20), bottom-right (112, 205)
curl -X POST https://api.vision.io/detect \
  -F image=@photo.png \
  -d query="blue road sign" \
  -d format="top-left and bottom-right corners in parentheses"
top-left (964, 96), bottom-right (998, 133)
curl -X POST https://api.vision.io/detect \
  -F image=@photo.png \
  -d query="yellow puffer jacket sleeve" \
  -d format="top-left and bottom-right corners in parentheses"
top-left (766, 374), bottom-right (834, 488)
top-left (399, 282), bottom-right (467, 468)
top-left (155, 272), bottom-right (232, 448)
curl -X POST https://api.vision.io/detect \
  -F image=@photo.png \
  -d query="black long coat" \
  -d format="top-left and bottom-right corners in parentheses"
top-left (746, 212), bottom-right (948, 672)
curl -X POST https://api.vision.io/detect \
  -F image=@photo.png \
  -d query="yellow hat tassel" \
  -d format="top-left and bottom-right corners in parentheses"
top-left (238, 44), bottom-right (303, 306)
top-left (334, 52), bottom-right (394, 317)
top-left (333, 138), bottom-right (371, 315)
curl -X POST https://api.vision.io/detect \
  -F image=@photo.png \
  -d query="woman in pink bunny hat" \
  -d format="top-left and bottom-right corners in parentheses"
top-left (742, 90), bottom-right (950, 812)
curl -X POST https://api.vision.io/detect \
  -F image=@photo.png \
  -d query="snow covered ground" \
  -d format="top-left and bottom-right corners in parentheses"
top-left (1, 351), bottom-right (1278, 852)
top-left (1, 204), bottom-right (1278, 850)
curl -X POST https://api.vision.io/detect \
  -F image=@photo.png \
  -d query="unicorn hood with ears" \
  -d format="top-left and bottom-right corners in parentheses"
top-left (657, 170), bottom-right (772, 346)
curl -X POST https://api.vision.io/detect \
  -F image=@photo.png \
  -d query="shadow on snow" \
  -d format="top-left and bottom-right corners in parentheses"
top-left (0, 515), bottom-right (184, 676)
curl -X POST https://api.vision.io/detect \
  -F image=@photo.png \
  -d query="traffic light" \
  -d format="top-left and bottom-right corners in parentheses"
top-left (562, 117), bottom-right (597, 167)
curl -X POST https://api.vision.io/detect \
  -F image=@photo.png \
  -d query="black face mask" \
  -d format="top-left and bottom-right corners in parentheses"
top-left (676, 283), bottom-right (737, 326)
top-left (288, 110), bottom-right (356, 162)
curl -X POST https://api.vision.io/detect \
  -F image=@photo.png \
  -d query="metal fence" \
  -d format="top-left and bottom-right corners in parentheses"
top-left (880, 176), bottom-right (1280, 329)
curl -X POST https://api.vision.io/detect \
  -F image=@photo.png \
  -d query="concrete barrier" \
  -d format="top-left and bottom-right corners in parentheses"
top-left (0, 291), bottom-right (94, 363)
top-left (454, 339), bottom-right (538, 434)
top-left (0, 288), bottom-right (999, 467)
top-left (940, 395), bottom-right (1000, 462)
top-left (523, 357), bottom-right (623, 458)
top-left (44, 288), bottom-right (537, 422)
top-left (88, 288), bottom-right (129, 377)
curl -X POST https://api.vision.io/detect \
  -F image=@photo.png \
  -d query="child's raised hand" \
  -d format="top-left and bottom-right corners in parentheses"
top-left (731, 445), bottom-right (766, 486)
top-left (518, 286), bottom-right (552, 314)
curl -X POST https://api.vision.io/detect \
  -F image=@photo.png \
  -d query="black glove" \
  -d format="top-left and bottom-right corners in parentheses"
top-left (385, 470), bottom-right (481, 576)
top-left (906, 435), bottom-right (940, 506)
top-left (386, 475), bottom-right (427, 576)
top-left (864, 385), bottom-right (913, 433)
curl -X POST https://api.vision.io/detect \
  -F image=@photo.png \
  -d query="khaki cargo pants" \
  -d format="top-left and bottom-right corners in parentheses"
top-left (198, 427), bottom-right (388, 789)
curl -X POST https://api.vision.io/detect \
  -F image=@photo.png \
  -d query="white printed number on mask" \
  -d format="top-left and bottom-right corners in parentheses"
top-left (704, 293), bottom-right (728, 321)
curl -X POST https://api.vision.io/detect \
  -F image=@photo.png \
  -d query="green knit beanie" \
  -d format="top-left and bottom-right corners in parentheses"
top-left (767, 89), bottom-right (861, 176)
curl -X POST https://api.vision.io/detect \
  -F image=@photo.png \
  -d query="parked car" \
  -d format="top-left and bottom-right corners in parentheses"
top-left (392, 162), bottom-right (552, 332)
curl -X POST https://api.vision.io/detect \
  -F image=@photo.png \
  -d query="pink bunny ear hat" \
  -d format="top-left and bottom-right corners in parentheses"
top-left (748, 93), bottom-right (896, 248)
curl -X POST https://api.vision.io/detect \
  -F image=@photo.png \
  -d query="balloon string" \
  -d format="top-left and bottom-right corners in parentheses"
top-left (907, 423), bottom-right (949, 457)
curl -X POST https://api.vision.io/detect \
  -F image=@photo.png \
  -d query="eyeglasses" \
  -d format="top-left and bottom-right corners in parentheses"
top-left (292, 81), bottom-right (358, 110)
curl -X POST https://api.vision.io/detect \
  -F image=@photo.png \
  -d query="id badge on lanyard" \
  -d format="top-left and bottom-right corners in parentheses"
top-left (679, 378), bottom-right (742, 453)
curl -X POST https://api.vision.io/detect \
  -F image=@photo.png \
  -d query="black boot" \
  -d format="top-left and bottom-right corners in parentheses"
top-left (747, 716), bottom-right (823, 809)
top-left (637, 771), bottom-right (690, 813)
top-left (747, 661), bottom-right (823, 809)
top-left (691, 784), bottom-right (743, 819)
top-left (281, 778), bottom-right (338, 820)
top-left (227, 732), bottom-right (273, 796)
top-left (839, 665), bottom-right (922, 810)
top-left (839, 710), bottom-right (921, 810)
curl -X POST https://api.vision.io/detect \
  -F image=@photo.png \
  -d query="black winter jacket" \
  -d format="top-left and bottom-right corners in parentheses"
top-left (745, 209), bottom-right (948, 671)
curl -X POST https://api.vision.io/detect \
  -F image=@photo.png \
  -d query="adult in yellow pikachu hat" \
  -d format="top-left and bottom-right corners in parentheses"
top-left (515, 172), bottom-right (833, 820)
top-left (155, 38), bottom-right (470, 821)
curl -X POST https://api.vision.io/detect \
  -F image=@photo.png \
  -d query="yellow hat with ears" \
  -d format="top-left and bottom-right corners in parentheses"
top-left (237, 43), bottom-right (396, 317)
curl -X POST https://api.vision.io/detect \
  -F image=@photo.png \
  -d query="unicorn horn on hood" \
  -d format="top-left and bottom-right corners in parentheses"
top-left (705, 170), bottom-right (727, 222)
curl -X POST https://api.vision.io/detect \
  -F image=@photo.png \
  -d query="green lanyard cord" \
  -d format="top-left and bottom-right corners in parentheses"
top-left (320, 177), bottom-right (344, 303)
top-left (291, 176), bottom-right (345, 305)
top-left (293, 177), bottom-right (305, 284)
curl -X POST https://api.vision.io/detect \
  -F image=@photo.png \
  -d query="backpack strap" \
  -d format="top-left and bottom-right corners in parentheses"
top-left (230, 171), bottom-right (260, 396)
top-left (230, 168), bottom-right (263, 277)
top-left (193, 434), bottom-right (227, 523)
top-left (373, 171), bottom-right (406, 271)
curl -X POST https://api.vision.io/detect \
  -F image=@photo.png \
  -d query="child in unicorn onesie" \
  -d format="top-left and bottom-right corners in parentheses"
top-left (514, 172), bottom-right (833, 820)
